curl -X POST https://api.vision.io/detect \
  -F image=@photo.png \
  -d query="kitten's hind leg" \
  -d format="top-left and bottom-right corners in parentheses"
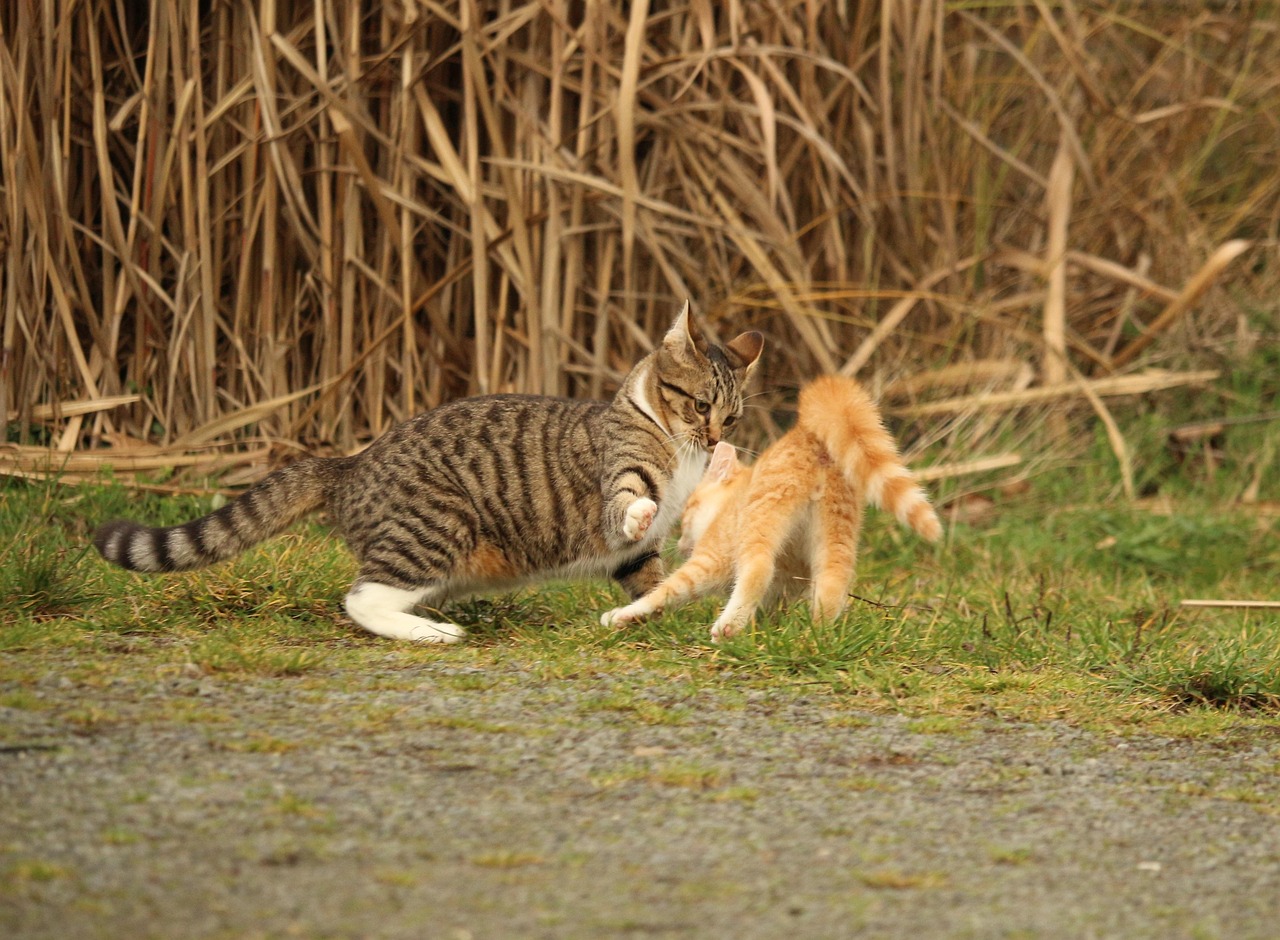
top-left (809, 488), bottom-right (864, 622)
top-left (344, 581), bottom-right (463, 643)
top-left (710, 555), bottom-right (776, 642)
top-left (710, 503), bottom-right (803, 642)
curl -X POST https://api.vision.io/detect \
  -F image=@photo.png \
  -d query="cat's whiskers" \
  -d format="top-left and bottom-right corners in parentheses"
top-left (661, 430), bottom-right (701, 471)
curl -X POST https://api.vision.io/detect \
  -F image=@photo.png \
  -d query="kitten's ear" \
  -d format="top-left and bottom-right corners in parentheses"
top-left (725, 331), bottom-right (764, 371)
top-left (664, 299), bottom-right (707, 358)
top-left (707, 441), bottom-right (739, 482)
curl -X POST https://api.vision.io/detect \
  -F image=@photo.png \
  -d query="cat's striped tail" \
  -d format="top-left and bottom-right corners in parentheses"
top-left (93, 458), bottom-right (338, 572)
top-left (798, 375), bottom-right (943, 542)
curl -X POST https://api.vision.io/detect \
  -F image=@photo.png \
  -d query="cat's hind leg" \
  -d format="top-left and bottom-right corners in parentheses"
top-left (344, 581), bottom-right (463, 643)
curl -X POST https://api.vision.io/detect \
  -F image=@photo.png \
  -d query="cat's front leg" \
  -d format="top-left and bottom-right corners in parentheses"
top-left (622, 497), bottom-right (658, 542)
top-left (601, 461), bottom-right (663, 550)
top-left (612, 551), bottom-right (665, 599)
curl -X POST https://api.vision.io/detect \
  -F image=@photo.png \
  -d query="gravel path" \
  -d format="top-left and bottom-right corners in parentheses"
top-left (3, 656), bottom-right (1279, 939)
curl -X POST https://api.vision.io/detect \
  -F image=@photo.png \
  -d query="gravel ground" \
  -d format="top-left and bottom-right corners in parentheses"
top-left (2, 656), bottom-right (1279, 939)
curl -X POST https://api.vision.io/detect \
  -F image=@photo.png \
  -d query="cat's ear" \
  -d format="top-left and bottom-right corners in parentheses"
top-left (707, 441), bottom-right (739, 481)
top-left (725, 330), bottom-right (764, 371)
top-left (664, 299), bottom-right (708, 358)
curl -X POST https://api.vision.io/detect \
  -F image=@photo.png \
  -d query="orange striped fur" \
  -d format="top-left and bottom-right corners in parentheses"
top-left (602, 375), bottom-right (941, 641)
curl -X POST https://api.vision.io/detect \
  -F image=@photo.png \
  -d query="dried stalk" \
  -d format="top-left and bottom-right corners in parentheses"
top-left (0, 1), bottom-right (1273, 485)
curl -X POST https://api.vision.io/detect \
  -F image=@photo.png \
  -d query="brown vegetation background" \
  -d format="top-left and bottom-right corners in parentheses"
top-left (1, 1), bottom-right (1276, 479)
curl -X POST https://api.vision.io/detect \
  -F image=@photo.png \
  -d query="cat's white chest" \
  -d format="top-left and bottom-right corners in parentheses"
top-left (647, 446), bottom-right (709, 544)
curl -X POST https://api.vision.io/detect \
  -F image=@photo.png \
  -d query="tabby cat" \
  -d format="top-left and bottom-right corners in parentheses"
top-left (601, 375), bottom-right (941, 641)
top-left (94, 303), bottom-right (764, 642)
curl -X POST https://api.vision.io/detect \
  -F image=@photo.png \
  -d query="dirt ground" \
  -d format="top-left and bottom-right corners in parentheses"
top-left (2, 655), bottom-right (1279, 939)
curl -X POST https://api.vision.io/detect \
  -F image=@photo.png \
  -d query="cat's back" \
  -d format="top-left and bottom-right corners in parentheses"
top-left (367, 394), bottom-right (604, 462)
top-left (750, 425), bottom-right (845, 499)
top-left (332, 393), bottom-right (645, 568)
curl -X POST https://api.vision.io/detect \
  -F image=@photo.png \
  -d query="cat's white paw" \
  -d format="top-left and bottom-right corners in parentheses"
top-left (622, 498), bottom-right (658, 542)
top-left (410, 622), bottom-right (464, 643)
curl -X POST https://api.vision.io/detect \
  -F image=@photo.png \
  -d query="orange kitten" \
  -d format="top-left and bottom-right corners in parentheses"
top-left (601, 375), bottom-right (942, 641)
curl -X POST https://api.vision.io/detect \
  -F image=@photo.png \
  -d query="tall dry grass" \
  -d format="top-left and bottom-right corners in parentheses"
top-left (1, 1), bottom-right (1277, 474)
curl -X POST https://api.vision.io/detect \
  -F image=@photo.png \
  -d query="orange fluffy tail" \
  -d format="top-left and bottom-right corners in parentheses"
top-left (797, 375), bottom-right (943, 541)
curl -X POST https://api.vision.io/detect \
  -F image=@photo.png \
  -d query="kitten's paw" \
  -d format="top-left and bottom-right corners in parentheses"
top-left (601, 605), bottom-right (641, 628)
top-left (622, 498), bottom-right (658, 542)
top-left (710, 615), bottom-right (745, 643)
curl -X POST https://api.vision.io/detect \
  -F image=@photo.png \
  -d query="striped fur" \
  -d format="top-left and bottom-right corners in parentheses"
top-left (602, 374), bottom-right (941, 641)
top-left (94, 459), bottom-right (340, 572)
top-left (92, 302), bottom-right (763, 642)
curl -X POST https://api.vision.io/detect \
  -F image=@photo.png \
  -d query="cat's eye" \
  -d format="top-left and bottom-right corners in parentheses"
top-left (724, 414), bottom-right (738, 428)
top-left (694, 400), bottom-right (711, 415)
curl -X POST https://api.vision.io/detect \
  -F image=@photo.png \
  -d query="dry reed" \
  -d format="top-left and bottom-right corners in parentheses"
top-left (2, 1), bottom-right (1276, 484)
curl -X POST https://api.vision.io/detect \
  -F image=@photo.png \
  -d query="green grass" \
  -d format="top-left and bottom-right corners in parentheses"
top-left (1, 430), bottom-right (1279, 740)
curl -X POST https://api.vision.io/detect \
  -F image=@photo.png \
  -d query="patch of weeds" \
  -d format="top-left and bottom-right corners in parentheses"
top-left (0, 525), bottom-right (93, 625)
top-left (63, 706), bottom-right (117, 731)
top-left (589, 766), bottom-right (649, 790)
top-left (216, 734), bottom-right (298, 754)
top-left (3, 858), bottom-right (73, 886)
top-left (904, 715), bottom-right (971, 735)
top-left (840, 775), bottom-right (893, 793)
top-left (580, 690), bottom-right (690, 726)
top-left (1109, 639), bottom-right (1280, 712)
top-left (0, 619), bottom-right (70, 653)
top-left (856, 868), bottom-right (948, 890)
top-left (590, 760), bottom-right (729, 792)
top-left (649, 761), bottom-right (728, 790)
top-left (470, 850), bottom-right (545, 869)
top-left (0, 689), bottom-right (43, 710)
top-left (438, 672), bottom-right (495, 692)
top-left (709, 786), bottom-right (760, 803)
top-left (1176, 782), bottom-right (1276, 807)
top-left (258, 840), bottom-right (325, 867)
top-left (152, 699), bottom-right (233, 726)
top-left (450, 588), bottom-right (581, 646)
top-left (273, 792), bottom-right (327, 820)
top-left (959, 671), bottom-right (1041, 695)
top-left (825, 713), bottom-right (873, 729)
top-left (186, 633), bottom-right (329, 678)
top-left (100, 827), bottom-right (140, 846)
top-left (987, 845), bottom-right (1035, 865)
top-left (374, 869), bottom-right (419, 887)
top-left (347, 704), bottom-right (411, 733)
top-left (715, 611), bottom-right (885, 680)
top-left (422, 715), bottom-right (519, 734)
top-left (843, 663), bottom-right (937, 707)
